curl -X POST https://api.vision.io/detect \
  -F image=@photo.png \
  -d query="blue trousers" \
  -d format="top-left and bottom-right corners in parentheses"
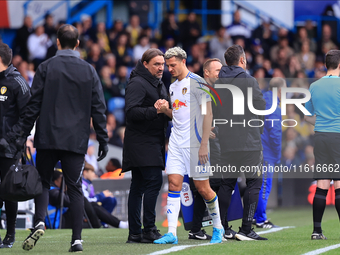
top-left (254, 160), bottom-right (274, 223)
top-left (101, 196), bottom-right (117, 214)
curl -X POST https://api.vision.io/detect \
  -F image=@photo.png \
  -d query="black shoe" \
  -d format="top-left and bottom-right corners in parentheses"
top-left (188, 229), bottom-right (212, 240)
top-left (141, 227), bottom-right (162, 243)
top-left (126, 233), bottom-right (142, 243)
top-left (22, 222), bottom-right (45, 251)
top-left (69, 240), bottom-right (83, 252)
top-left (235, 228), bottom-right (268, 241)
top-left (224, 226), bottom-right (236, 240)
top-left (256, 220), bottom-right (277, 229)
top-left (0, 233), bottom-right (15, 248)
top-left (311, 232), bottom-right (327, 240)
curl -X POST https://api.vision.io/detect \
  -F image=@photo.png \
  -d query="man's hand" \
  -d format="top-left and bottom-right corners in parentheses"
top-left (209, 127), bottom-right (216, 139)
top-left (97, 144), bottom-right (108, 161)
top-left (0, 138), bottom-right (9, 152)
top-left (154, 99), bottom-right (169, 114)
top-left (198, 144), bottom-right (209, 165)
top-left (103, 190), bottom-right (113, 197)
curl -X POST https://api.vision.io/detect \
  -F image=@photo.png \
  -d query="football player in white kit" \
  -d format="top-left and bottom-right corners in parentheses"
top-left (153, 47), bottom-right (224, 244)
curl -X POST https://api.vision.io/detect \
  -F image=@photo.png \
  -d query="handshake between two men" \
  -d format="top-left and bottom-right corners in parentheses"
top-left (154, 99), bottom-right (169, 114)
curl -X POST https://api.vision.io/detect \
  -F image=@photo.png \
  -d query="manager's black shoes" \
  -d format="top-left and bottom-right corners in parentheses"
top-left (126, 233), bottom-right (142, 243)
top-left (142, 227), bottom-right (162, 243)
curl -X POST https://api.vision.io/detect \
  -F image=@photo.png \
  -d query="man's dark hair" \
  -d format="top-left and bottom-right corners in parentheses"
top-left (110, 158), bottom-right (122, 169)
top-left (141, 48), bottom-right (164, 63)
top-left (224, 44), bottom-right (244, 66)
top-left (0, 42), bottom-right (13, 66)
top-left (325, 50), bottom-right (340, 70)
top-left (57, 24), bottom-right (79, 49)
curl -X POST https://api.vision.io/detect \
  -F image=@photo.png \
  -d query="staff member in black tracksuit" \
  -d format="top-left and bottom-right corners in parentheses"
top-left (0, 43), bottom-right (31, 248)
top-left (5, 25), bottom-right (108, 252)
top-left (188, 58), bottom-right (223, 241)
top-left (123, 49), bottom-right (169, 243)
top-left (213, 45), bottom-right (267, 241)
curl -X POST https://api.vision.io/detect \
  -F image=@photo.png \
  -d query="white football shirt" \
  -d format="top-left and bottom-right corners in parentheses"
top-left (169, 72), bottom-right (211, 148)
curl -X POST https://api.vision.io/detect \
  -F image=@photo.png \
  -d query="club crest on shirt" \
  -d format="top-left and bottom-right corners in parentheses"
top-left (182, 87), bottom-right (187, 95)
top-left (1, 86), bottom-right (7, 95)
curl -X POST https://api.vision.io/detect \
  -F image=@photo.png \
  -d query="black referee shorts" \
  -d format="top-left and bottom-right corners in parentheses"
top-left (313, 132), bottom-right (340, 180)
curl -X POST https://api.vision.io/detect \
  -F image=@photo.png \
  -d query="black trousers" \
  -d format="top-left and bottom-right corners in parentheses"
top-left (82, 198), bottom-right (121, 228)
top-left (219, 151), bottom-right (263, 232)
top-left (35, 149), bottom-right (84, 242)
top-left (128, 166), bottom-right (163, 235)
top-left (0, 157), bottom-right (18, 235)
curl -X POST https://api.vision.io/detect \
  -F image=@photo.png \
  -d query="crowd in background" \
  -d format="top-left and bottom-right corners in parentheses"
top-left (7, 9), bottom-right (339, 174)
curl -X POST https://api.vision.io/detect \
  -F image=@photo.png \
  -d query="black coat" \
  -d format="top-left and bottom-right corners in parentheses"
top-left (214, 65), bottom-right (266, 152)
top-left (0, 65), bottom-right (31, 158)
top-left (122, 60), bottom-right (169, 172)
top-left (13, 50), bottom-right (108, 154)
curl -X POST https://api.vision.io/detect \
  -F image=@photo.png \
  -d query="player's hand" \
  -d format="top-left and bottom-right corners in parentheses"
top-left (198, 145), bottom-right (209, 165)
top-left (97, 143), bottom-right (108, 161)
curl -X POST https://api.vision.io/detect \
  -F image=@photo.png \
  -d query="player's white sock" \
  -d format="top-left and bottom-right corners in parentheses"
top-left (205, 193), bottom-right (223, 229)
top-left (118, 221), bottom-right (128, 229)
top-left (167, 190), bottom-right (181, 236)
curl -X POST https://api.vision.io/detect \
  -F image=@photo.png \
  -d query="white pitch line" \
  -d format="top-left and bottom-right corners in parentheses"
top-left (257, 226), bottom-right (295, 235)
top-left (302, 244), bottom-right (340, 255)
top-left (148, 243), bottom-right (212, 255)
top-left (147, 226), bottom-right (294, 255)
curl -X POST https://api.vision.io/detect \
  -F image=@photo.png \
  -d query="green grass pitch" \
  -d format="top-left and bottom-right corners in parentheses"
top-left (1, 206), bottom-right (340, 254)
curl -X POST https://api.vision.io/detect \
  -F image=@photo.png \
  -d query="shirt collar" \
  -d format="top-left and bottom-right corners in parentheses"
top-left (322, 75), bottom-right (339, 78)
top-left (56, 49), bottom-right (80, 58)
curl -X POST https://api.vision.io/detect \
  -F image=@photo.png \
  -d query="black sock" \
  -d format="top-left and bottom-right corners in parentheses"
top-left (335, 189), bottom-right (340, 221)
top-left (313, 187), bottom-right (328, 233)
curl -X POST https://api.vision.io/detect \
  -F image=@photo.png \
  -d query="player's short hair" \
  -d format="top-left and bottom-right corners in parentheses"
top-left (203, 58), bottom-right (222, 71)
top-left (0, 42), bottom-right (13, 67)
top-left (269, 77), bottom-right (286, 90)
top-left (57, 24), bottom-right (79, 49)
top-left (224, 44), bottom-right (245, 66)
top-left (141, 48), bottom-right (164, 63)
top-left (164, 47), bottom-right (187, 61)
top-left (325, 50), bottom-right (340, 70)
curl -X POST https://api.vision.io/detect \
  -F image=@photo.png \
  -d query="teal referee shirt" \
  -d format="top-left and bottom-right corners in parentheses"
top-left (305, 75), bottom-right (340, 133)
